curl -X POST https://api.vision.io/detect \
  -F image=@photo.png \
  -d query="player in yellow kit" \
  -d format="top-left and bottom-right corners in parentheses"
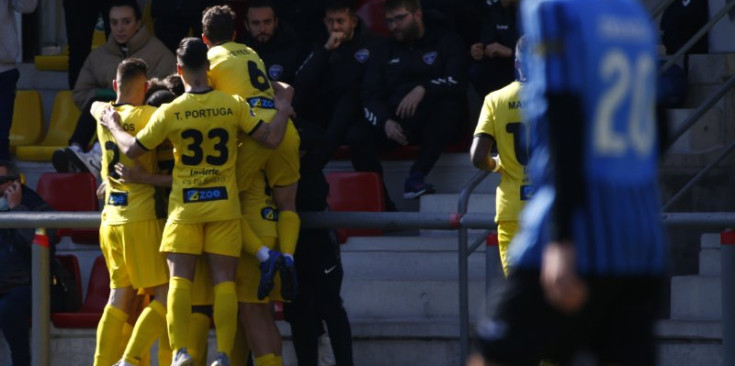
top-left (98, 38), bottom-right (293, 366)
top-left (89, 58), bottom-right (169, 366)
top-left (470, 37), bottom-right (531, 275)
top-left (202, 5), bottom-right (301, 303)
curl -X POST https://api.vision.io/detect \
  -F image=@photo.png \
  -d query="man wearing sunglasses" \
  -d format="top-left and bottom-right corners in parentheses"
top-left (350, 0), bottom-right (466, 201)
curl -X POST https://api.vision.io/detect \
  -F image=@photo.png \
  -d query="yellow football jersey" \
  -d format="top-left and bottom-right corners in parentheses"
top-left (241, 171), bottom-right (278, 239)
top-left (135, 90), bottom-right (261, 223)
top-left (474, 81), bottom-right (531, 222)
top-left (95, 103), bottom-right (159, 225)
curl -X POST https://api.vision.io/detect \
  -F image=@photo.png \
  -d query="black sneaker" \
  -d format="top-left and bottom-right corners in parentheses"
top-left (403, 181), bottom-right (435, 199)
top-left (279, 256), bottom-right (298, 301)
top-left (52, 149), bottom-right (73, 173)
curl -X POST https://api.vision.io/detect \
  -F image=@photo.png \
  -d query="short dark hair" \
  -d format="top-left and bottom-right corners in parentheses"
top-left (325, 0), bottom-right (356, 15)
top-left (176, 37), bottom-right (209, 71)
top-left (0, 160), bottom-right (20, 179)
top-left (246, 0), bottom-right (277, 14)
top-left (164, 74), bottom-right (185, 96)
top-left (147, 90), bottom-right (176, 107)
top-left (117, 58), bottom-right (148, 84)
top-left (385, 0), bottom-right (420, 12)
top-left (202, 5), bottom-right (236, 44)
top-left (109, 0), bottom-right (142, 21)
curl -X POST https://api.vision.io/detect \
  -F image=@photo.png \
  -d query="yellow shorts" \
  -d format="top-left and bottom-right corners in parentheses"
top-left (497, 220), bottom-right (520, 276)
top-left (99, 219), bottom-right (168, 290)
top-left (160, 219), bottom-right (242, 257)
top-left (236, 236), bottom-right (283, 303)
top-left (191, 256), bottom-right (214, 306)
top-left (238, 120), bottom-right (300, 190)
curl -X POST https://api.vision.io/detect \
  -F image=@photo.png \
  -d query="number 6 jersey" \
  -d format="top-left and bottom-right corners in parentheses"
top-left (95, 103), bottom-right (159, 225)
top-left (136, 90), bottom-right (261, 223)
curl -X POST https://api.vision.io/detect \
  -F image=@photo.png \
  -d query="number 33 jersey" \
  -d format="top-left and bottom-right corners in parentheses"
top-left (136, 90), bottom-right (261, 223)
top-left (95, 103), bottom-right (159, 224)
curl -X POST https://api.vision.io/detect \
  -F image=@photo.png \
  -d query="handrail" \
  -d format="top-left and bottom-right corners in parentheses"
top-left (456, 170), bottom-right (492, 366)
top-left (660, 0), bottom-right (735, 74)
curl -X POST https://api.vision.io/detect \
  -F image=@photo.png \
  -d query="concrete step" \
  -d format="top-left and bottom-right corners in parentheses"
top-left (656, 319), bottom-right (723, 366)
top-left (420, 193), bottom-right (495, 214)
top-left (688, 53), bottom-right (735, 84)
top-left (666, 108), bottom-right (726, 154)
top-left (342, 248), bottom-right (490, 281)
top-left (341, 278), bottom-right (486, 320)
top-left (670, 275), bottom-right (721, 320)
top-left (699, 233), bottom-right (722, 276)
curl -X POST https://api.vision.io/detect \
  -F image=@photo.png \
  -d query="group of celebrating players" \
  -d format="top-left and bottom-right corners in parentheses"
top-left (91, 5), bottom-right (300, 366)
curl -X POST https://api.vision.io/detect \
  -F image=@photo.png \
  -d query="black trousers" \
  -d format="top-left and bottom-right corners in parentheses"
top-left (309, 92), bottom-right (363, 170)
top-left (63, 0), bottom-right (111, 89)
top-left (283, 228), bottom-right (354, 366)
top-left (0, 69), bottom-right (19, 160)
top-left (347, 96), bottom-right (461, 178)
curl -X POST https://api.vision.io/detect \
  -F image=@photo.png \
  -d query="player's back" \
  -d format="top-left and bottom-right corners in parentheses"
top-left (208, 42), bottom-right (275, 103)
top-left (137, 90), bottom-right (258, 224)
top-left (97, 103), bottom-right (159, 224)
top-left (516, 0), bottom-right (667, 276)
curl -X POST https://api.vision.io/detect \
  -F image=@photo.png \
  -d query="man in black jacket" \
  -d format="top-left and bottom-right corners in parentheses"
top-left (0, 161), bottom-right (54, 366)
top-left (349, 0), bottom-right (466, 200)
top-left (294, 0), bottom-right (385, 174)
top-left (241, 0), bottom-right (309, 84)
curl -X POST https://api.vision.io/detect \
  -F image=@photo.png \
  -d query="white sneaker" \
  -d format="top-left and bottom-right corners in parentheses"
top-left (172, 348), bottom-right (194, 366)
top-left (65, 147), bottom-right (102, 180)
top-left (210, 352), bottom-right (230, 366)
top-left (318, 333), bottom-right (336, 366)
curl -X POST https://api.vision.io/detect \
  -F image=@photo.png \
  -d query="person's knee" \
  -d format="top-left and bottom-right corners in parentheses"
top-left (207, 254), bottom-right (238, 284)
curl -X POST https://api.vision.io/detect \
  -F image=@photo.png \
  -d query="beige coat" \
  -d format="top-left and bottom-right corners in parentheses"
top-left (72, 26), bottom-right (176, 109)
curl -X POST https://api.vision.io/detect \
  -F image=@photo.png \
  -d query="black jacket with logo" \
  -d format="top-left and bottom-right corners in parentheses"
top-left (295, 20), bottom-right (383, 104)
top-left (241, 26), bottom-right (309, 85)
top-left (362, 24), bottom-right (466, 129)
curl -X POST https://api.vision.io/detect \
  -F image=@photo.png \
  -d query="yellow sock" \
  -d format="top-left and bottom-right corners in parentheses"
top-left (188, 311), bottom-right (211, 366)
top-left (94, 305), bottom-right (128, 366)
top-left (274, 355), bottom-right (283, 366)
top-left (213, 281), bottom-right (238, 356)
top-left (254, 353), bottom-right (277, 366)
top-left (230, 323), bottom-right (250, 366)
top-left (242, 219), bottom-right (265, 256)
top-left (277, 210), bottom-right (300, 255)
top-left (157, 322), bottom-right (172, 366)
top-left (123, 300), bottom-right (166, 364)
top-left (167, 276), bottom-right (192, 352)
top-left (121, 322), bottom-right (133, 356)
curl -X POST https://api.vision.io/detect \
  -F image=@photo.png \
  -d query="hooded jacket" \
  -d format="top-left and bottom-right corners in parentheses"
top-left (72, 26), bottom-right (176, 109)
top-left (0, 0), bottom-right (37, 74)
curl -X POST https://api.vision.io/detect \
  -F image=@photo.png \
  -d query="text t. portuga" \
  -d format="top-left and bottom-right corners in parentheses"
top-left (174, 107), bottom-right (234, 120)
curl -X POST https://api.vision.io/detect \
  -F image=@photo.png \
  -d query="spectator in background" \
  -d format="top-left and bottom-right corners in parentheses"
top-left (0, 0), bottom-right (37, 160)
top-left (294, 0), bottom-right (385, 186)
top-left (284, 121), bottom-right (355, 366)
top-left (468, 0), bottom-right (519, 96)
top-left (270, 0), bottom-right (328, 46)
top-left (241, 0), bottom-right (308, 84)
top-left (0, 160), bottom-right (54, 366)
top-left (63, 0), bottom-right (111, 89)
top-left (150, 0), bottom-right (223, 53)
top-left (350, 0), bottom-right (466, 201)
top-left (52, 0), bottom-right (175, 177)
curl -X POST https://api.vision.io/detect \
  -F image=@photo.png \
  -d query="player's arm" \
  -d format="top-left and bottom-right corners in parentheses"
top-left (470, 134), bottom-right (500, 172)
top-left (248, 94), bottom-right (294, 149)
top-left (273, 81), bottom-right (295, 105)
top-left (98, 107), bottom-right (147, 159)
top-left (362, 43), bottom-right (392, 130)
top-left (114, 163), bottom-right (172, 187)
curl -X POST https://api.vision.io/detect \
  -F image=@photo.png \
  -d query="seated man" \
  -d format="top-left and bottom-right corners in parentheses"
top-left (0, 160), bottom-right (54, 366)
top-left (53, 0), bottom-right (176, 177)
top-left (349, 0), bottom-right (466, 200)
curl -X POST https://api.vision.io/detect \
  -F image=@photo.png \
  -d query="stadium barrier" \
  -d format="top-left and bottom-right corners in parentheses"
top-left (2, 208), bottom-right (735, 365)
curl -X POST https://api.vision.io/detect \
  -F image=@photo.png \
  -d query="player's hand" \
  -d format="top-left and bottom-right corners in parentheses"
top-left (273, 81), bottom-right (294, 104)
top-left (484, 42), bottom-right (513, 59)
top-left (4, 181), bottom-right (22, 209)
top-left (99, 106), bottom-right (122, 130)
top-left (470, 43), bottom-right (485, 61)
top-left (541, 241), bottom-right (588, 314)
top-left (325, 31), bottom-right (346, 51)
top-left (384, 119), bottom-right (408, 146)
top-left (274, 93), bottom-right (296, 118)
top-left (115, 163), bottom-right (146, 184)
top-left (96, 180), bottom-right (106, 201)
top-left (396, 85), bottom-right (425, 119)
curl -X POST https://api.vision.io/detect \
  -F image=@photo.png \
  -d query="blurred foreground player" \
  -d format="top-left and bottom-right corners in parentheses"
top-left (470, 0), bottom-right (669, 365)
